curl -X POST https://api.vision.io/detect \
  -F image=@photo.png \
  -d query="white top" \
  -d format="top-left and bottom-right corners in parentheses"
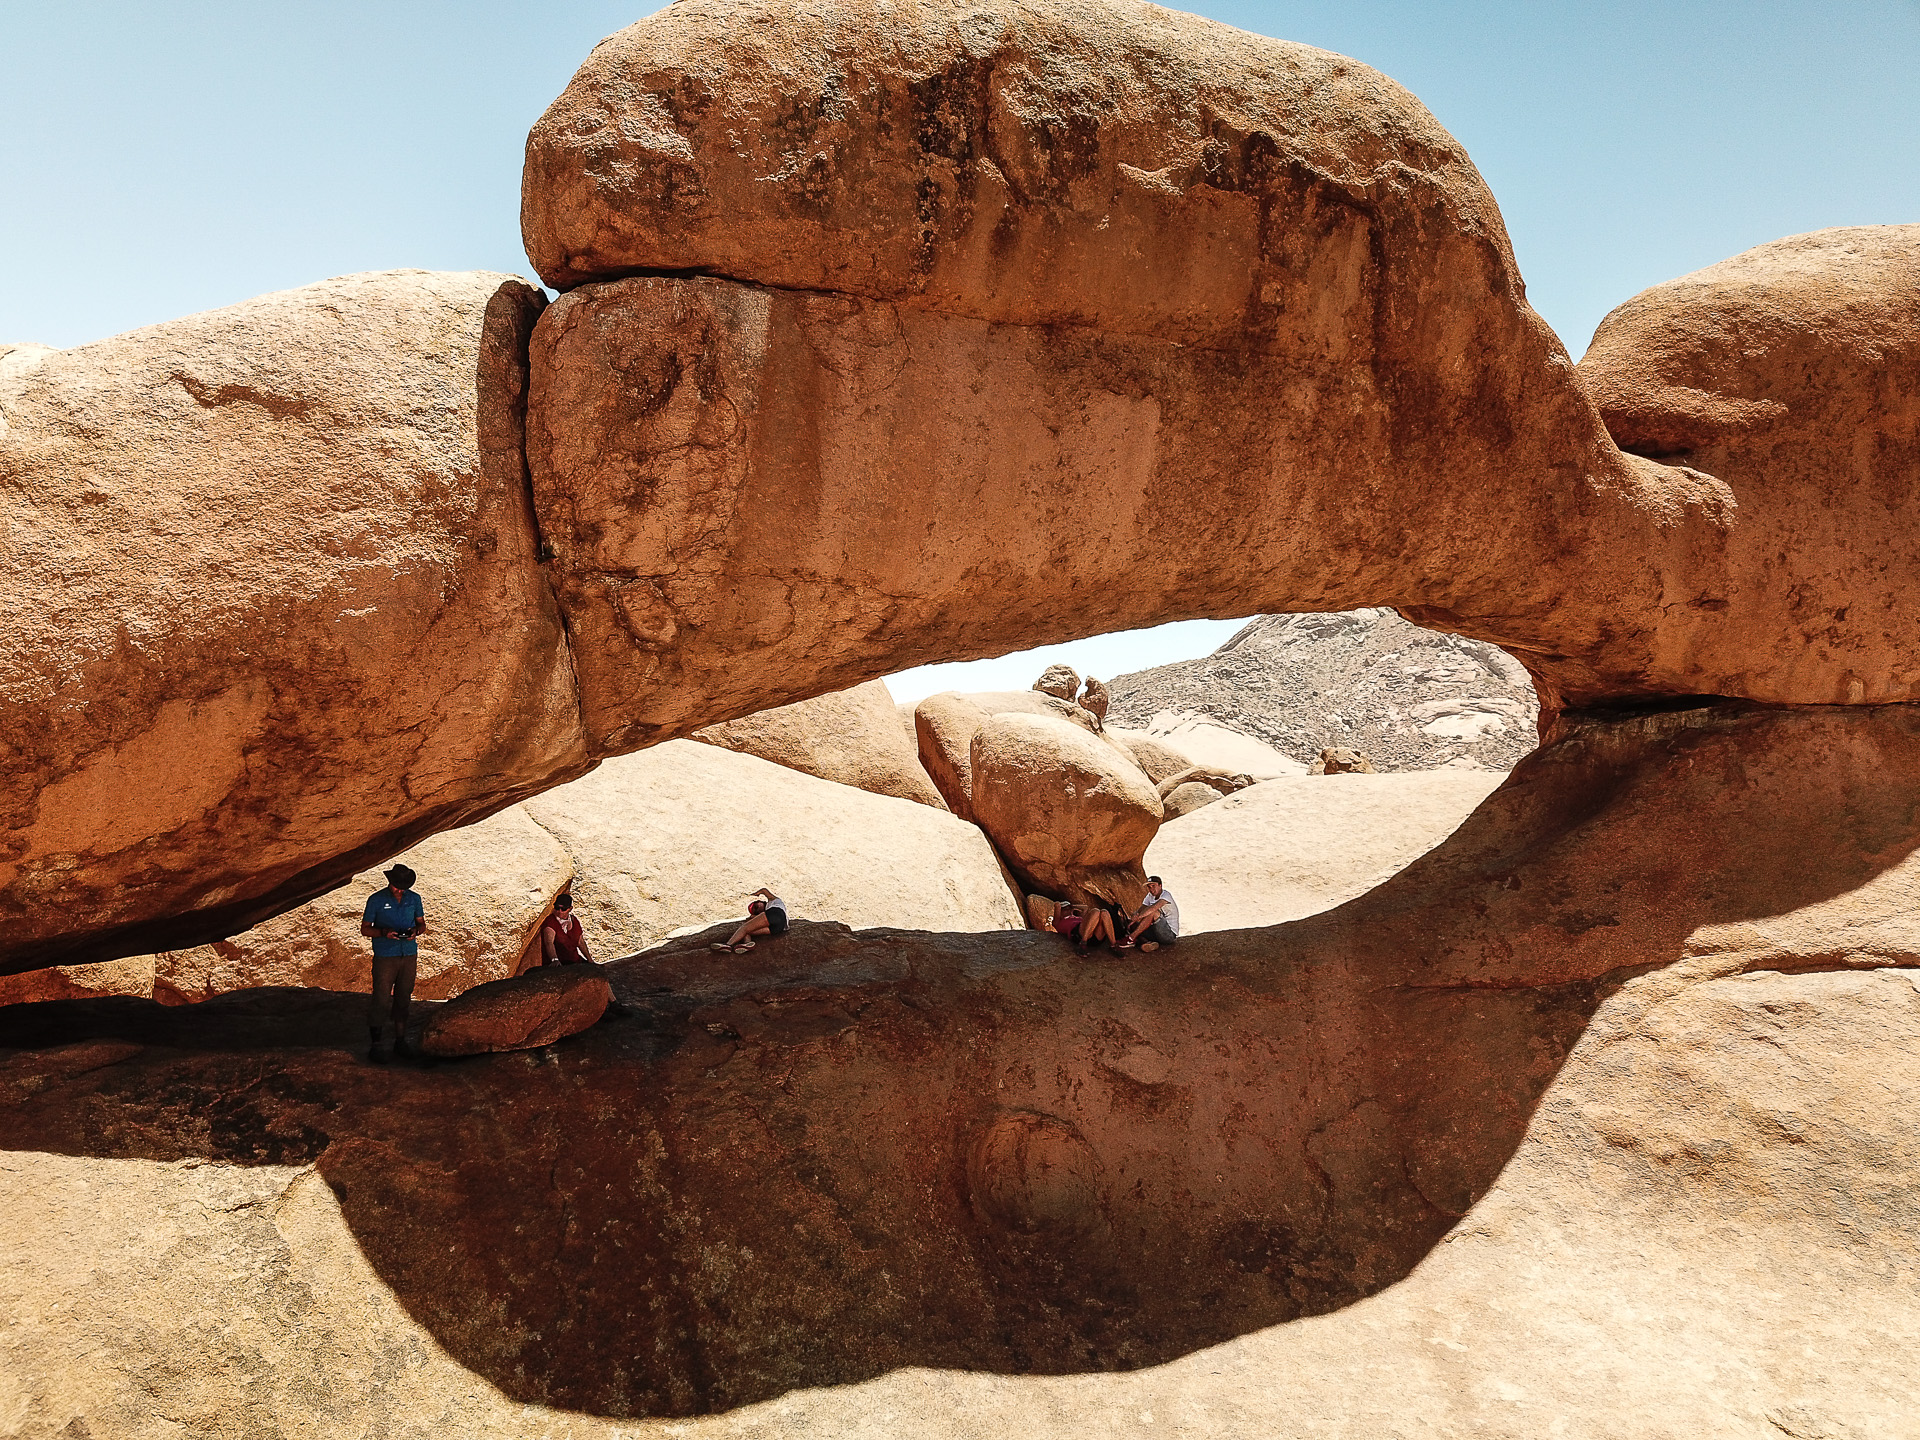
top-left (765, 894), bottom-right (787, 919)
top-left (1147, 887), bottom-right (1179, 935)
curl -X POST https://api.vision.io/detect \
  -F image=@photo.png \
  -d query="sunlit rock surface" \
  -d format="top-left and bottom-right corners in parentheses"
top-left (3, 706), bottom-right (1917, 1434)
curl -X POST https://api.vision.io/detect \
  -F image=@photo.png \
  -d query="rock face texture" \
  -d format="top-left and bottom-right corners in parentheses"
top-left (1580, 224), bottom-right (1920, 707)
top-left (1114, 717), bottom-right (1304, 780)
top-left (1146, 770), bottom-right (1504, 933)
top-left (694, 678), bottom-right (947, 809)
top-left (1034, 665), bottom-right (1081, 701)
top-left (519, 0), bottom-right (1826, 751)
top-left (0, 955), bottom-right (157, 1008)
top-left (1106, 729), bottom-right (1196, 786)
top-left (1159, 780), bottom-right (1223, 820)
top-left (968, 711), bottom-right (1163, 903)
top-left (147, 805), bottom-right (573, 1003)
top-left (0, 341), bottom-right (55, 379)
top-left (3, 705), bottom-right (1918, 1435)
top-left (0, 271), bottom-right (587, 976)
top-left (522, 740), bottom-right (1023, 957)
top-left (912, 689), bottom-right (1102, 822)
top-left (1108, 609), bottom-right (1540, 771)
top-left (418, 965), bottom-right (610, 1057)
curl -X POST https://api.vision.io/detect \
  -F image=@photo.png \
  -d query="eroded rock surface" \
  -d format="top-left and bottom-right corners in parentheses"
top-left (2, 706), bottom-right (1917, 1435)
top-left (147, 805), bottom-right (573, 1003)
top-left (912, 689), bottom-right (1102, 822)
top-left (0, 271), bottom-right (587, 976)
top-left (521, 0), bottom-right (1800, 743)
top-left (968, 711), bottom-right (1163, 903)
top-left (1581, 224), bottom-right (1920, 705)
top-left (418, 965), bottom-right (609, 1057)
top-left (521, 740), bottom-right (1023, 957)
top-left (695, 678), bottom-right (947, 809)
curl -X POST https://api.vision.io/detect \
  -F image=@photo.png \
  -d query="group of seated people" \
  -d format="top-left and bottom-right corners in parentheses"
top-left (1048, 876), bottom-right (1179, 953)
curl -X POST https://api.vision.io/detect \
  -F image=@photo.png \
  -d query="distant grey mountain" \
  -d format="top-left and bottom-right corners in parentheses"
top-left (1105, 610), bottom-right (1539, 773)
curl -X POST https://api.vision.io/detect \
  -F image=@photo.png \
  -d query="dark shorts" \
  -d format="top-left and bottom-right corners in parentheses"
top-left (766, 907), bottom-right (789, 937)
top-left (1146, 917), bottom-right (1178, 945)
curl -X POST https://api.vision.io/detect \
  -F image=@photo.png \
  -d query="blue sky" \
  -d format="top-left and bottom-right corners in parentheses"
top-left (6, 1), bottom-right (1915, 694)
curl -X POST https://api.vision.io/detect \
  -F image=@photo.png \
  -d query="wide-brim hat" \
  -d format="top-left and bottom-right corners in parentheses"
top-left (383, 864), bottom-right (416, 888)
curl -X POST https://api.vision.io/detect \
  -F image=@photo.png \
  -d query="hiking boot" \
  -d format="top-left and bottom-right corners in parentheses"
top-left (367, 1028), bottom-right (391, 1064)
top-left (392, 1034), bottom-right (416, 1060)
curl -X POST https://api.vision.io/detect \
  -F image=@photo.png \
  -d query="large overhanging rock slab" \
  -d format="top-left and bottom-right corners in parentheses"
top-left (527, 275), bottom-right (1725, 747)
top-left (524, 0), bottom-right (1516, 350)
top-left (524, 0), bottom-right (1920, 717)
top-left (1580, 225), bottom-right (1920, 704)
top-left (0, 271), bottom-right (589, 975)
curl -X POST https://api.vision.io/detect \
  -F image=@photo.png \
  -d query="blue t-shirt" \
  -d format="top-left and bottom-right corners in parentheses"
top-left (363, 888), bottom-right (426, 958)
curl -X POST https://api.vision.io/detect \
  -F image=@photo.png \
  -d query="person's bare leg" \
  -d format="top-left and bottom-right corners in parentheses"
top-left (1084, 911), bottom-right (1115, 949)
top-left (725, 913), bottom-right (773, 948)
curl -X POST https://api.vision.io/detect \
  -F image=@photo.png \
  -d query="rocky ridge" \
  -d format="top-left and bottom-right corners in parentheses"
top-left (1107, 609), bottom-right (1540, 772)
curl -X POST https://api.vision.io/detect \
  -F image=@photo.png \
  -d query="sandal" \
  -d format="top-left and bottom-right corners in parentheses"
top-left (732, 940), bottom-right (756, 953)
top-left (709, 941), bottom-right (734, 952)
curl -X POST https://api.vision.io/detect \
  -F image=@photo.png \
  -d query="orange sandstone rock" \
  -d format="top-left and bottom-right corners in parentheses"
top-left (1580, 225), bottom-right (1920, 705)
top-left (0, 271), bottom-right (589, 976)
top-left (418, 965), bottom-right (610, 1057)
top-left (968, 711), bottom-right (1163, 903)
top-left (3, 707), bottom-right (1919, 1432)
top-left (694, 679), bottom-right (947, 809)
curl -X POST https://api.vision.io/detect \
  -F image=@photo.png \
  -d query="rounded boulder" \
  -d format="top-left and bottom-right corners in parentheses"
top-left (419, 967), bottom-right (611, 1058)
top-left (967, 712), bottom-right (1163, 904)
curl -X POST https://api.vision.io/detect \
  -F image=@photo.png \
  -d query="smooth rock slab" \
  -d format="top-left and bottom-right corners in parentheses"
top-left (695, 678), bottom-right (947, 809)
top-left (521, 740), bottom-right (1023, 958)
top-left (418, 966), bottom-right (609, 1057)
top-left (1145, 769), bottom-right (1504, 933)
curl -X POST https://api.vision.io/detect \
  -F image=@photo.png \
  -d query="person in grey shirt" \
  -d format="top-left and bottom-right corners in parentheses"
top-left (1121, 876), bottom-right (1179, 951)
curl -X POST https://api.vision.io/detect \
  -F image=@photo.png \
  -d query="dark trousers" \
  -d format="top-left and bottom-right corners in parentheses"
top-left (369, 953), bottom-right (418, 1036)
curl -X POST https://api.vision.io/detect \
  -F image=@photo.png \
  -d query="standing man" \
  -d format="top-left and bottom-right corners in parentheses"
top-left (539, 892), bottom-right (595, 966)
top-left (361, 862), bottom-right (427, 1063)
top-left (1119, 875), bottom-right (1179, 952)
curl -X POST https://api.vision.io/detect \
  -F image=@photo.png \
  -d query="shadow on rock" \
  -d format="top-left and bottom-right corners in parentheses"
top-left (1, 703), bottom-right (1915, 1419)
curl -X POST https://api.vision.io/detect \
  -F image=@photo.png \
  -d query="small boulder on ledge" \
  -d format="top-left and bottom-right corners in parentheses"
top-left (419, 966), bottom-right (610, 1057)
top-left (1034, 665), bottom-right (1081, 701)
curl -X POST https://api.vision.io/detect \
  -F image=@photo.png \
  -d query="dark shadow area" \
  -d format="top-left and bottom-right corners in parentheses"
top-left (1, 703), bottom-right (1915, 1420)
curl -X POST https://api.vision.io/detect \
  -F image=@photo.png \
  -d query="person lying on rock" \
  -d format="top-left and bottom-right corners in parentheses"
top-left (1054, 900), bottom-right (1118, 953)
top-left (360, 863), bottom-right (428, 1062)
top-left (711, 887), bottom-right (788, 954)
top-left (1119, 876), bottom-right (1179, 952)
top-left (539, 892), bottom-right (596, 966)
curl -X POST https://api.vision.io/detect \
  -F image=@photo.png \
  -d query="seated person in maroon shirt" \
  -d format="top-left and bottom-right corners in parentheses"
top-left (539, 893), bottom-right (596, 966)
